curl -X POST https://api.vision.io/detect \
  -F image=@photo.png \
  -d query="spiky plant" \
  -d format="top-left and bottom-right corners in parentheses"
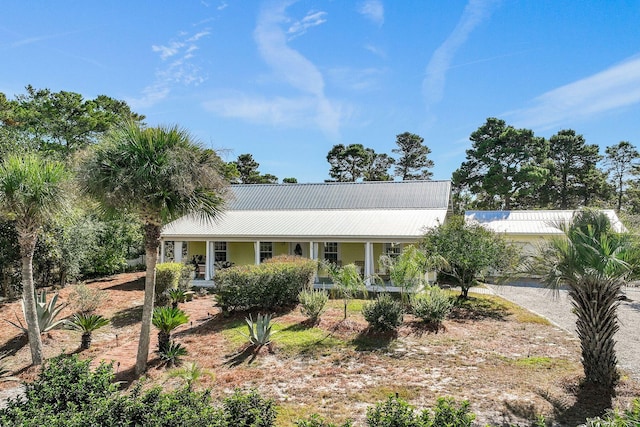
top-left (167, 288), bottom-right (194, 309)
top-left (152, 306), bottom-right (189, 353)
top-left (6, 290), bottom-right (67, 335)
top-left (67, 313), bottom-right (110, 350)
top-left (243, 313), bottom-right (277, 347)
top-left (159, 340), bottom-right (188, 367)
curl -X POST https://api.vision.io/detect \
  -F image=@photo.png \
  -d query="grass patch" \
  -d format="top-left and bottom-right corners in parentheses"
top-left (350, 385), bottom-right (423, 403)
top-left (219, 316), bottom-right (344, 355)
top-left (512, 356), bottom-right (572, 370)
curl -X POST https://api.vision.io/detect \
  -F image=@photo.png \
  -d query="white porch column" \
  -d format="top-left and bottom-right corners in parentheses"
top-left (205, 240), bottom-right (211, 280)
top-left (174, 241), bottom-right (183, 263)
top-left (310, 241), bottom-right (318, 282)
top-left (160, 241), bottom-right (165, 263)
top-left (364, 242), bottom-right (373, 285)
top-left (254, 241), bottom-right (261, 265)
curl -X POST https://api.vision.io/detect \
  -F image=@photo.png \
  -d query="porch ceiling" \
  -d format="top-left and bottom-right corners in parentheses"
top-left (161, 209), bottom-right (447, 241)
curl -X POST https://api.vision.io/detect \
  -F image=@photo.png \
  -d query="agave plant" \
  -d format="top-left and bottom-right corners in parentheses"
top-left (243, 313), bottom-right (277, 347)
top-left (152, 306), bottom-right (189, 353)
top-left (67, 313), bottom-right (110, 350)
top-left (6, 290), bottom-right (67, 334)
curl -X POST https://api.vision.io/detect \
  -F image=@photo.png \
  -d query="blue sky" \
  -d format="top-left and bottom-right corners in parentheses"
top-left (2, 1), bottom-right (639, 183)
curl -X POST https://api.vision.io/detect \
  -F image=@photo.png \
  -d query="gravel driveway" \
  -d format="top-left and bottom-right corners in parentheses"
top-left (487, 282), bottom-right (640, 381)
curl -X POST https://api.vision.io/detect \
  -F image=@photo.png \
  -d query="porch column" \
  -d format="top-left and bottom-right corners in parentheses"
top-left (205, 240), bottom-right (211, 280)
top-left (364, 242), bottom-right (373, 285)
top-left (160, 240), bottom-right (165, 263)
top-left (310, 241), bottom-right (318, 282)
top-left (254, 241), bottom-right (261, 265)
top-left (174, 241), bottom-right (183, 263)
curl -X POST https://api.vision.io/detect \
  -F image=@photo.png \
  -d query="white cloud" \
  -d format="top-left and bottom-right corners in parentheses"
top-left (508, 55), bottom-right (640, 130)
top-left (130, 29), bottom-right (210, 109)
top-left (287, 11), bottom-right (327, 39)
top-left (358, 0), bottom-right (384, 26)
top-left (422, 0), bottom-right (499, 109)
top-left (226, 0), bottom-right (341, 136)
top-left (327, 66), bottom-right (387, 91)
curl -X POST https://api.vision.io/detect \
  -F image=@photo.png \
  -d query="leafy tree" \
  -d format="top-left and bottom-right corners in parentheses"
top-left (325, 262), bottom-right (366, 319)
top-left (421, 216), bottom-right (517, 299)
top-left (231, 153), bottom-right (278, 184)
top-left (392, 132), bottom-right (434, 180)
top-left (528, 210), bottom-right (640, 389)
top-left (80, 121), bottom-right (228, 375)
top-left (363, 148), bottom-right (394, 181)
top-left (0, 85), bottom-right (144, 157)
top-left (605, 141), bottom-right (639, 211)
top-left (0, 154), bottom-right (71, 365)
top-left (326, 144), bottom-right (369, 182)
top-left (452, 118), bottom-right (549, 210)
top-left (539, 129), bottom-right (606, 209)
top-left (282, 177), bottom-right (298, 183)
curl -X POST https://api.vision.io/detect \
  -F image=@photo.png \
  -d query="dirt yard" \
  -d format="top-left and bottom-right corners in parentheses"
top-left (1, 273), bottom-right (639, 426)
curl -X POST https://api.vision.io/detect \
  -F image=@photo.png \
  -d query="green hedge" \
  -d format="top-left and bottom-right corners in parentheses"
top-left (155, 262), bottom-right (192, 306)
top-left (214, 256), bottom-right (317, 312)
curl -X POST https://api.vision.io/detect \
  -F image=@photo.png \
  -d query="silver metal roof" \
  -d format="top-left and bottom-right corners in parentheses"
top-left (465, 210), bottom-right (625, 234)
top-left (225, 180), bottom-right (451, 210)
top-left (162, 209), bottom-right (448, 241)
top-left (162, 180), bottom-right (451, 241)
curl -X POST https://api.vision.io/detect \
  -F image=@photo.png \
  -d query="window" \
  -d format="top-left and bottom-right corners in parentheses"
top-left (384, 243), bottom-right (402, 258)
top-left (324, 242), bottom-right (338, 264)
top-left (214, 242), bottom-right (227, 262)
top-left (260, 242), bottom-right (273, 262)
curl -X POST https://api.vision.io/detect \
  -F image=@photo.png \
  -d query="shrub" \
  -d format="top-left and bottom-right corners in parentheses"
top-left (410, 286), bottom-right (453, 324)
top-left (222, 388), bottom-right (277, 427)
top-left (152, 306), bottom-right (189, 352)
top-left (362, 294), bottom-right (403, 332)
top-left (296, 414), bottom-right (353, 427)
top-left (298, 289), bottom-right (328, 322)
top-left (68, 282), bottom-right (106, 314)
top-left (215, 258), bottom-right (317, 312)
top-left (366, 395), bottom-right (475, 427)
top-left (366, 395), bottom-right (420, 427)
top-left (155, 262), bottom-right (184, 305)
top-left (585, 398), bottom-right (640, 426)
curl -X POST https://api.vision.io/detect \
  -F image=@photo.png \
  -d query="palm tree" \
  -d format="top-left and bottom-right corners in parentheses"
top-left (0, 154), bottom-right (70, 365)
top-left (79, 122), bottom-right (227, 375)
top-left (530, 210), bottom-right (640, 389)
top-left (152, 306), bottom-right (189, 353)
top-left (67, 313), bottom-right (110, 350)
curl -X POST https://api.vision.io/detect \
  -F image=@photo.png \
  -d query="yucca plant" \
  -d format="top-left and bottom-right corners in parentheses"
top-left (159, 340), bottom-right (188, 367)
top-left (67, 313), bottom-right (110, 350)
top-left (6, 290), bottom-right (67, 334)
top-left (298, 289), bottom-right (328, 323)
top-left (152, 306), bottom-right (189, 352)
top-left (243, 313), bottom-right (277, 347)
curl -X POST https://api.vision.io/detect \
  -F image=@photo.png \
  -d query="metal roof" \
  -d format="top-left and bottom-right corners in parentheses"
top-left (225, 180), bottom-right (451, 210)
top-left (162, 209), bottom-right (448, 241)
top-left (465, 210), bottom-right (626, 234)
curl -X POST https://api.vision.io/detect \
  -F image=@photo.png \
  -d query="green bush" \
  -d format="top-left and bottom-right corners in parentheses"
top-left (410, 286), bottom-right (453, 324)
top-left (366, 395), bottom-right (475, 427)
top-left (155, 262), bottom-right (184, 305)
top-left (362, 294), bottom-right (404, 332)
top-left (215, 257), bottom-right (317, 312)
top-left (585, 398), bottom-right (640, 426)
top-left (222, 388), bottom-right (277, 427)
top-left (296, 414), bottom-right (353, 427)
top-left (298, 289), bottom-right (329, 322)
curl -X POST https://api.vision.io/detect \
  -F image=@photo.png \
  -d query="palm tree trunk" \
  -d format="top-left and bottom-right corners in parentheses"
top-left (571, 279), bottom-right (621, 389)
top-left (19, 233), bottom-right (44, 365)
top-left (135, 223), bottom-right (161, 376)
top-left (81, 332), bottom-right (92, 350)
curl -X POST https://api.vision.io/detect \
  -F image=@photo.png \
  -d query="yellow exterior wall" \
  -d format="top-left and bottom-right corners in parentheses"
top-left (229, 242), bottom-right (255, 265)
top-left (187, 241), bottom-right (205, 261)
top-left (340, 242), bottom-right (365, 266)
